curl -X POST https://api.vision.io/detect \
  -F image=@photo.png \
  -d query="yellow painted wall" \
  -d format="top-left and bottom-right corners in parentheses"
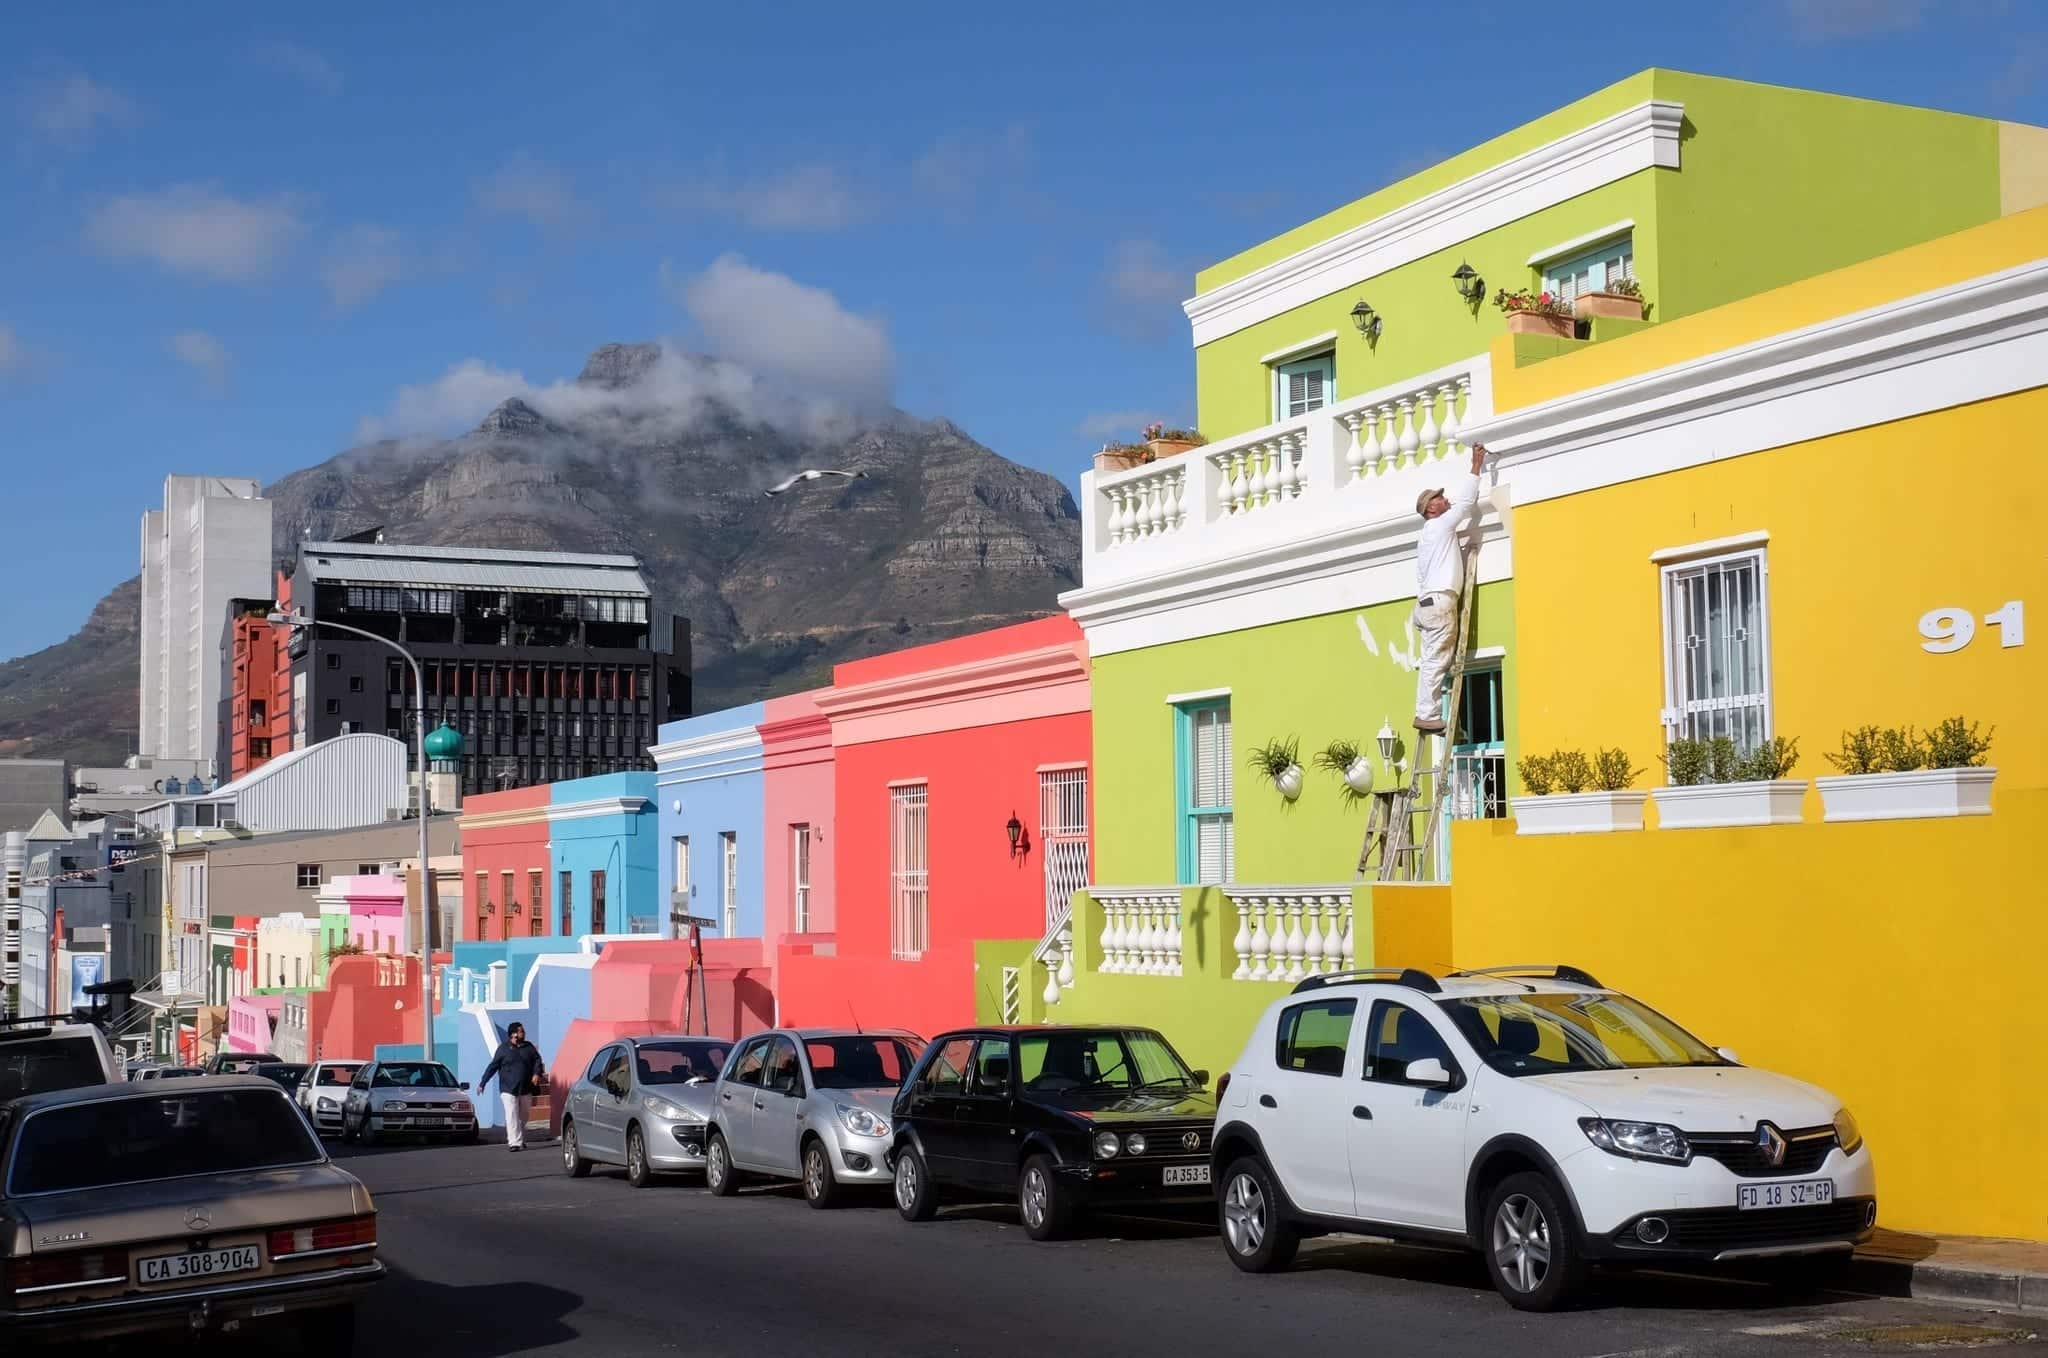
top-left (1510, 386), bottom-right (2048, 802)
top-left (1449, 792), bottom-right (2048, 1241)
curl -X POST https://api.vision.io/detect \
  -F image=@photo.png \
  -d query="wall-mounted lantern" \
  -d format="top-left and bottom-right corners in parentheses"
top-left (1006, 812), bottom-right (1030, 860)
top-left (1451, 261), bottom-right (1486, 304)
top-left (1349, 299), bottom-right (1383, 344)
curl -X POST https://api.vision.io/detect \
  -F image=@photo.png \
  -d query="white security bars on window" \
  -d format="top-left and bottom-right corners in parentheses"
top-left (1663, 550), bottom-right (1771, 750)
top-left (792, 824), bottom-right (812, 933)
top-left (889, 785), bottom-right (929, 960)
top-left (1038, 768), bottom-right (1090, 930)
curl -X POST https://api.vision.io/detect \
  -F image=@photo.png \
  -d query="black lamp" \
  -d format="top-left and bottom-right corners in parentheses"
top-left (1349, 298), bottom-right (1382, 342)
top-left (1006, 812), bottom-right (1029, 860)
top-left (1452, 261), bottom-right (1485, 304)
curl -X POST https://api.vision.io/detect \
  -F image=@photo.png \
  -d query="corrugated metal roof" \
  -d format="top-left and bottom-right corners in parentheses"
top-left (301, 556), bottom-right (650, 597)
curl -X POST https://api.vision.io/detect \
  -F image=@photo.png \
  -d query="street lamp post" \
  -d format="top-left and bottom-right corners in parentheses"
top-left (268, 610), bottom-right (437, 1065)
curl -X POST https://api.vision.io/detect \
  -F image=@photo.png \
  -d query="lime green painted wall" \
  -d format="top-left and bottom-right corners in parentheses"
top-left (1091, 582), bottom-right (1514, 887)
top-left (1193, 70), bottom-right (2006, 442)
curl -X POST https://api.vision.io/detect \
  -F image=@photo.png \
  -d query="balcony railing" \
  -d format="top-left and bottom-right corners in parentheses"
top-left (1224, 887), bottom-right (1357, 983)
top-left (1083, 358), bottom-right (1491, 586)
top-left (1093, 889), bottom-right (1186, 977)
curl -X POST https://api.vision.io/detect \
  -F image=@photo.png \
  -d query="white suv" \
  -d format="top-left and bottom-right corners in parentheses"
top-left (1211, 966), bottom-right (1875, 1310)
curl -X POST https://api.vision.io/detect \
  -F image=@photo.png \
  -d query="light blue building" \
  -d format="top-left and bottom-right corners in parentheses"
top-left (548, 772), bottom-right (660, 937)
top-left (651, 705), bottom-right (764, 940)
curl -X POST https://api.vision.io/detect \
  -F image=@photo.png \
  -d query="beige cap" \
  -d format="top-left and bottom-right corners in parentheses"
top-left (1415, 487), bottom-right (1444, 517)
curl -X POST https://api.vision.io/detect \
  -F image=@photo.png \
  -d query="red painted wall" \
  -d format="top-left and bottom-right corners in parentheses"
top-left (761, 689), bottom-right (834, 951)
top-left (459, 786), bottom-right (552, 942)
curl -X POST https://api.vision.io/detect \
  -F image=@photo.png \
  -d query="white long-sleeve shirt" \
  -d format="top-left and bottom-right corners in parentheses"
top-left (1415, 473), bottom-right (1480, 596)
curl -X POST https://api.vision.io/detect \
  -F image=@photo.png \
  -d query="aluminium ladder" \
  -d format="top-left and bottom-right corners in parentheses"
top-left (1358, 541), bottom-right (1480, 883)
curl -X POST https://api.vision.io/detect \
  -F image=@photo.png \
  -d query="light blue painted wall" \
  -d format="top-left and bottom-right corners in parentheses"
top-left (653, 704), bottom-right (766, 940)
top-left (548, 771), bottom-right (660, 936)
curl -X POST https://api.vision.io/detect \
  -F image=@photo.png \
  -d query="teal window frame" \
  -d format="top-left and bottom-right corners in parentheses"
top-left (1173, 699), bottom-right (1234, 885)
top-left (1541, 235), bottom-right (1634, 302)
top-left (1273, 353), bottom-right (1335, 422)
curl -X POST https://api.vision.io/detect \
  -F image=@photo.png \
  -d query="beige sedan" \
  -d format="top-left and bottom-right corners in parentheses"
top-left (0, 1076), bottom-right (381, 1353)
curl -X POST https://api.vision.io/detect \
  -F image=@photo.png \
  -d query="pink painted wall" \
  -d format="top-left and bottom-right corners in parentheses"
top-left (309, 953), bottom-right (422, 1063)
top-left (342, 875), bottom-right (409, 955)
top-left (227, 993), bottom-right (283, 1053)
top-left (761, 688), bottom-right (835, 953)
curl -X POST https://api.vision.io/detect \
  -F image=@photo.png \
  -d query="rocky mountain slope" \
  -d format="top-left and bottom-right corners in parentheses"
top-left (0, 343), bottom-right (1082, 768)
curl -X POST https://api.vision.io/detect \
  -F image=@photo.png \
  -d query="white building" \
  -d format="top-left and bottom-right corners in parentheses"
top-left (139, 476), bottom-right (273, 775)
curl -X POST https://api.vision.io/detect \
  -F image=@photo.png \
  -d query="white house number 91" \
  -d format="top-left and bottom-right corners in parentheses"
top-left (1919, 601), bottom-right (2025, 654)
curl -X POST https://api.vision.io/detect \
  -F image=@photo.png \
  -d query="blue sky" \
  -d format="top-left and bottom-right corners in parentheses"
top-left (3, 0), bottom-right (2043, 659)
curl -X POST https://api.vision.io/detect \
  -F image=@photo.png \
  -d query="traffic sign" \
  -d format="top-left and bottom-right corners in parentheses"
top-left (670, 912), bottom-right (718, 930)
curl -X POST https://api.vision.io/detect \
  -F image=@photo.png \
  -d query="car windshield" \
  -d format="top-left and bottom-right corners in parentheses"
top-left (158, 1068), bottom-right (202, 1079)
top-left (372, 1062), bottom-right (459, 1089)
top-left (316, 1064), bottom-right (361, 1087)
top-left (804, 1037), bottom-right (917, 1090)
top-left (1017, 1030), bottom-right (1198, 1094)
top-left (0, 1034), bottom-right (106, 1101)
top-left (1441, 992), bottom-right (1729, 1077)
top-left (255, 1064), bottom-right (309, 1086)
top-left (214, 1055), bottom-right (267, 1073)
top-left (8, 1088), bottom-right (323, 1195)
top-left (636, 1042), bottom-right (730, 1085)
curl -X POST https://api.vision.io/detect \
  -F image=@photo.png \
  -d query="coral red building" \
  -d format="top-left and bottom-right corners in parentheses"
top-left (457, 785), bottom-right (553, 942)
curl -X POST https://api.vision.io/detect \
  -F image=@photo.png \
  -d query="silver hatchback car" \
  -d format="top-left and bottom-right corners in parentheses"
top-left (705, 1028), bottom-right (922, 1208)
top-left (560, 1035), bottom-right (733, 1187)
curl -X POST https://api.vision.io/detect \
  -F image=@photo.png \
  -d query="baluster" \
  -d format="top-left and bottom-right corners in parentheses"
top-left (1172, 468), bottom-right (1190, 530)
top-left (1247, 896), bottom-right (1272, 982)
top-left (1341, 411), bottom-right (1365, 481)
top-left (1099, 897), bottom-right (1119, 974)
top-left (1337, 894), bottom-right (1356, 971)
top-left (1057, 926), bottom-right (1075, 988)
top-left (1417, 386), bottom-right (1441, 464)
top-left (1113, 899), bottom-right (1133, 974)
top-left (1105, 487), bottom-right (1124, 546)
top-left (1126, 901), bottom-right (1149, 975)
top-left (1163, 895), bottom-right (1183, 976)
top-left (1260, 438), bottom-right (1284, 506)
top-left (1214, 454), bottom-right (1236, 518)
top-left (1228, 451), bottom-right (1251, 515)
top-left (1437, 382), bottom-right (1461, 464)
top-left (1287, 429), bottom-right (1308, 499)
top-left (1281, 898), bottom-right (1306, 983)
top-left (1396, 397), bottom-right (1419, 469)
top-left (1301, 897), bottom-right (1325, 976)
top-left (1128, 481), bottom-right (1149, 540)
top-left (1147, 477), bottom-right (1168, 536)
top-left (1042, 954), bottom-right (1062, 1006)
top-left (1231, 896), bottom-right (1252, 980)
top-left (1374, 404), bottom-right (1398, 475)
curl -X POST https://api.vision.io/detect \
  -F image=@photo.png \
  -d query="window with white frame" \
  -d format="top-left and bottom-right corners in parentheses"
top-left (791, 824), bottom-right (812, 933)
top-left (719, 832), bottom-right (738, 935)
top-left (889, 784), bottom-right (929, 960)
top-left (1542, 235), bottom-right (1634, 304)
top-left (1176, 702), bottom-right (1235, 885)
top-left (1273, 353), bottom-right (1334, 421)
top-left (1661, 548), bottom-right (1772, 751)
top-left (672, 836), bottom-right (690, 914)
top-left (1038, 768), bottom-right (1089, 929)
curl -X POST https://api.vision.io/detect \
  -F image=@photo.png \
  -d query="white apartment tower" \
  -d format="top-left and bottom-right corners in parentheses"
top-left (139, 476), bottom-right (274, 775)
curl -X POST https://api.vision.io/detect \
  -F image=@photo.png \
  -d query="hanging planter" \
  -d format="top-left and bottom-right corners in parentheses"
top-left (1816, 719), bottom-right (1997, 822)
top-left (1250, 736), bottom-right (1304, 804)
top-left (1314, 739), bottom-right (1377, 807)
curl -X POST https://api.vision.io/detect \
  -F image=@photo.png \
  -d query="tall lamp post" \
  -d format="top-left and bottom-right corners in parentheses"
top-left (268, 610), bottom-right (438, 1064)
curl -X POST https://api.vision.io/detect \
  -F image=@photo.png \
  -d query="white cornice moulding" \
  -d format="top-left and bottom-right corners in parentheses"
top-left (1257, 331), bottom-right (1340, 366)
top-left (1183, 101), bottom-right (1683, 347)
top-left (454, 805), bottom-right (552, 832)
top-left (545, 796), bottom-right (651, 825)
top-left (649, 727), bottom-right (764, 766)
top-left (1527, 219), bottom-right (1635, 266)
top-left (1649, 531), bottom-right (1770, 563)
top-left (1162, 688), bottom-right (1231, 705)
top-left (814, 643), bottom-right (1089, 722)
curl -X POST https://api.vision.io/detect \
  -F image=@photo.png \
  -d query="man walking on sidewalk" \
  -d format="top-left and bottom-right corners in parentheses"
top-left (477, 1021), bottom-right (547, 1152)
top-left (1411, 442), bottom-right (1488, 734)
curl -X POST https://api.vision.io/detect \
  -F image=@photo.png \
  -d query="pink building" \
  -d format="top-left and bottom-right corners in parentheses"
top-left (340, 874), bottom-right (410, 956)
top-left (226, 993), bottom-right (284, 1054)
top-left (760, 688), bottom-right (834, 980)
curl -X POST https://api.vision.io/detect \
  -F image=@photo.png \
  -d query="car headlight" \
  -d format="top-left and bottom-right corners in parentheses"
top-left (646, 1097), bottom-right (688, 1122)
top-left (1124, 1133), bottom-right (1148, 1156)
top-left (376, 1097), bottom-right (404, 1112)
top-left (317, 1095), bottom-right (340, 1108)
top-left (1092, 1130), bottom-right (1120, 1160)
top-left (836, 1103), bottom-right (890, 1138)
top-left (1833, 1107), bottom-right (1863, 1156)
top-left (1580, 1117), bottom-right (1690, 1164)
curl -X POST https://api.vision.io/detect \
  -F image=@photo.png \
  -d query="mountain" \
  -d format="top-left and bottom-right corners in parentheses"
top-left (0, 343), bottom-right (1083, 768)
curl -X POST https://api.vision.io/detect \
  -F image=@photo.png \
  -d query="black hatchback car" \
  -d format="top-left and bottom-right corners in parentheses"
top-left (890, 1025), bottom-right (1217, 1240)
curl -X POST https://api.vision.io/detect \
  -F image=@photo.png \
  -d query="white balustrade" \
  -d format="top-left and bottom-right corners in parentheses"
top-left (1224, 888), bottom-right (1356, 982)
top-left (1091, 889), bottom-right (1185, 977)
top-left (1102, 460), bottom-right (1192, 548)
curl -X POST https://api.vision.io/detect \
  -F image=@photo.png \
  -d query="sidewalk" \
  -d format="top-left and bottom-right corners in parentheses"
top-left (1851, 1230), bottom-right (2048, 1314)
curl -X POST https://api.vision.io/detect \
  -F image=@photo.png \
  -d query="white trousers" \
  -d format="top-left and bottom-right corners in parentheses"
top-left (500, 1093), bottom-right (533, 1147)
top-left (1413, 592), bottom-right (1461, 722)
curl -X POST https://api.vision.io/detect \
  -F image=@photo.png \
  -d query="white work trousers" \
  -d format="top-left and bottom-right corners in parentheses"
top-left (1413, 591), bottom-right (1461, 722)
top-left (501, 1093), bottom-right (533, 1147)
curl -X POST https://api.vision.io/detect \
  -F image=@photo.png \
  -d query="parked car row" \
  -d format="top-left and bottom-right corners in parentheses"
top-left (552, 966), bottom-right (1879, 1311)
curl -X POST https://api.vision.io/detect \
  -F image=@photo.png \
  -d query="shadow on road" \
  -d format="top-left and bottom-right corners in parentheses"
top-left (361, 1261), bottom-right (581, 1357)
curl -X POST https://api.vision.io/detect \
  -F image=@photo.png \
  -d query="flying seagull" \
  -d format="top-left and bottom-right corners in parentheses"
top-left (765, 468), bottom-right (867, 497)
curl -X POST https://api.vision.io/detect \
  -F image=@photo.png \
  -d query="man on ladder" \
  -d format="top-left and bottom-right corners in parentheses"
top-left (1411, 441), bottom-right (1488, 734)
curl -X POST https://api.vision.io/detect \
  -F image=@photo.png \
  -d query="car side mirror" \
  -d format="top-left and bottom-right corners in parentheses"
top-left (459, 1082), bottom-right (471, 1091)
top-left (1191, 1069), bottom-right (1210, 1088)
top-left (1715, 1047), bottom-right (1740, 1065)
top-left (1406, 1058), bottom-right (1454, 1089)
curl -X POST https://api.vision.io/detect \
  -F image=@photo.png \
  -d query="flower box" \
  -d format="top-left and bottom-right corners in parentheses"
top-left (1093, 447), bottom-right (1151, 475)
top-left (1511, 790), bottom-right (1648, 836)
top-left (1650, 780), bottom-right (1806, 830)
top-left (1144, 438), bottom-right (1202, 461)
top-left (1574, 290), bottom-right (1644, 321)
top-left (1505, 310), bottom-right (1575, 339)
top-left (1814, 768), bottom-right (1997, 822)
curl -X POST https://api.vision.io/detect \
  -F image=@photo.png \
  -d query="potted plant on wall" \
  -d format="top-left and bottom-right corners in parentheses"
top-left (1093, 441), bottom-right (1154, 475)
top-left (1249, 736), bottom-right (1305, 803)
top-left (1650, 735), bottom-right (1805, 829)
top-left (1493, 286), bottom-right (1577, 339)
top-left (1510, 747), bottom-right (1646, 834)
top-left (1314, 738), bottom-right (1377, 804)
top-left (1574, 274), bottom-right (1646, 321)
top-left (1142, 421), bottom-right (1207, 461)
top-left (1815, 717), bottom-right (1996, 821)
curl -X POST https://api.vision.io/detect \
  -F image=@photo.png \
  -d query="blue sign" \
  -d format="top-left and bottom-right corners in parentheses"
top-left (69, 952), bottom-right (107, 1012)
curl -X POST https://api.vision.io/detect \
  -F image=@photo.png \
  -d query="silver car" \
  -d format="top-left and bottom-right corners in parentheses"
top-left (705, 1028), bottom-right (923, 1208)
top-left (293, 1060), bottom-right (365, 1137)
top-left (560, 1035), bottom-right (733, 1187)
top-left (339, 1059), bottom-right (478, 1144)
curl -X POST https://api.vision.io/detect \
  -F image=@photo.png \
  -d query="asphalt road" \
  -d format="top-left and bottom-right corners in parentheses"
top-left (334, 1135), bottom-right (2043, 1358)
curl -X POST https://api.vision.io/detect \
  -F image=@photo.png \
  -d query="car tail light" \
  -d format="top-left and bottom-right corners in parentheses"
top-left (268, 1214), bottom-right (377, 1260)
top-left (5, 1248), bottom-right (129, 1300)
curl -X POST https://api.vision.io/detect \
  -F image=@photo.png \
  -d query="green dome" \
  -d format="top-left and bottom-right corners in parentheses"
top-left (423, 722), bottom-right (465, 760)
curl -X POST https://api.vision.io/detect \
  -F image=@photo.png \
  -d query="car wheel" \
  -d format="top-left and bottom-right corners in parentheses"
top-left (561, 1119), bottom-right (592, 1178)
top-left (705, 1132), bottom-right (739, 1196)
top-left (893, 1143), bottom-right (939, 1222)
top-left (1018, 1154), bottom-right (1078, 1241)
top-left (801, 1138), bottom-right (842, 1209)
top-left (299, 1303), bottom-right (357, 1356)
top-left (1219, 1156), bottom-right (1300, 1273)
top-left (1484, 1172), bottom-right (1585, 1312)
top-left (626, 1126), bottom-right (653, 1189)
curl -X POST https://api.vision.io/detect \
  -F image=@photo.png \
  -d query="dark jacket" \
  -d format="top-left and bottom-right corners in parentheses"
top-left (479, 1039), bottom-right (546, 1096)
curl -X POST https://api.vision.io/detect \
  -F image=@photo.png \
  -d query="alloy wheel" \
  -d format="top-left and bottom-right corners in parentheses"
top-left (804, 1147), bottom-right (827, 1200)
top-left (628, 1131), bottom-right (646, 1182)
top-left (894, 1155), bottom-right (919, 1211)
top-left (1492, 1193), bottom-right (1552, 1295)
top-left (563, 1128), bottom-right (578, 1171)
top-left (708, 1141), bottom-right (727, 1189)
top-left (1222, 1172), bottom-right (1266, 1255)
top-left (1021, 1165), bottom-right (1049, 1231)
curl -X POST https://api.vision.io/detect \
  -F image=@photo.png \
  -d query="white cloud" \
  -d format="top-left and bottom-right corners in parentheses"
top-left (1783, 0), bottom-right (1928, 38)
top-left (357, 358), bottom-right (530, 440)
top-left (167, 330), bottom-right (231, 393)
top-left (667, 254), bottom-right (893, 403)
top-left (1099, 238), bottom-right (1190, 340)
top-left (26, 73), bottom-right (138, 148)
top-left (474, 154), bottom-right (590, 234)
top-left (322, 224), bottom-right (411, 309)
top-left (249, 40), bottom-right (344, 95)
top-left (1078, 409), bottom-right (1171, 441)
top-left (662, 162), bottom-right (872, 231)
top-left (912, 123), bottom-right (1033, 217)
top-left (86, 184), bottom-right (308, 282)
